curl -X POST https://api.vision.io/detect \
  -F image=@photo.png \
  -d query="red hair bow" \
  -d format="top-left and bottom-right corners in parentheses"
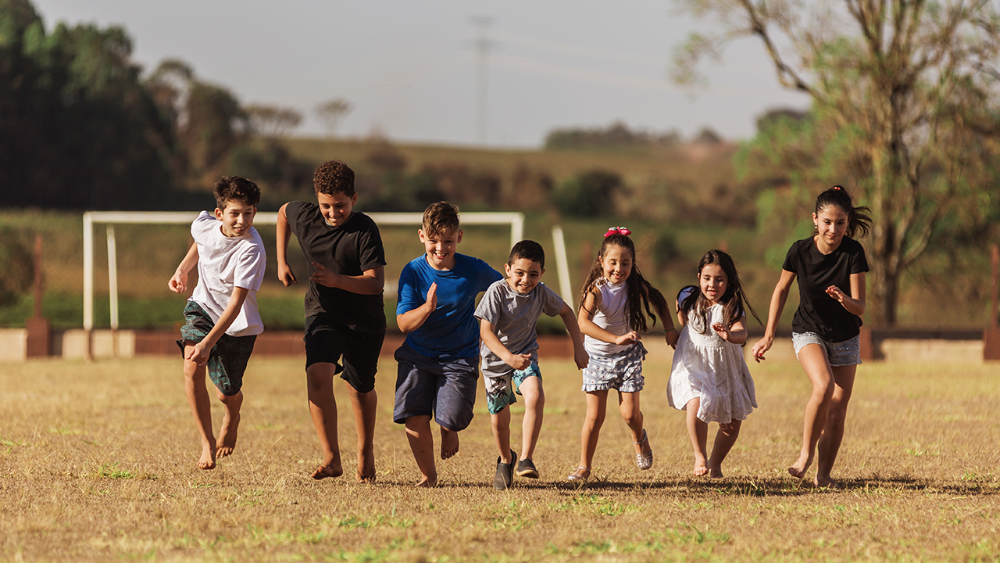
top-left (604, 226), bottom-right (631, 237)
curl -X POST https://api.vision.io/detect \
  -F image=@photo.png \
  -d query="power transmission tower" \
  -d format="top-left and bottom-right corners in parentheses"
top-left (470, 17), bottom-right (495, 145)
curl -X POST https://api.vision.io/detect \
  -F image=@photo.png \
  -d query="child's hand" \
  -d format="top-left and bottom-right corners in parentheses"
top-left (185, 341), bottom-right (211, 366)
top-left (506, 353), bottom-right (532, 371)
top-left (574, 348), bottom-right (590, 370)
top-left (310, 262), bottom-right (342, 288)
top-left (825, 285), bottom-right (846, 302)
top-left (665, 327), bottom-right (679, 349)
top-left (425, 283), bottom-right (438, 310)
top-left (277, 262), bottom-right (296, 287)
top-left (615, 331), bottom-right (639, 346)
top-left (750, 338), bottom-right (771, 363)
top-left (168, 271), bottom-right (188, 293)
top-left (712, 322), bottom-right (730, 342)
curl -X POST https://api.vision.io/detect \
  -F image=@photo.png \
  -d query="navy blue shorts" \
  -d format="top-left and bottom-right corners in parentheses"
top-left (393, 344), bottom-right (478, 431)
top-left (304, 314), bottom-right (385, 394)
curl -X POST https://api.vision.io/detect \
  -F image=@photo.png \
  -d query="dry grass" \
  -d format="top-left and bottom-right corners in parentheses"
top-left (2, 351), bottom-right (999, 562)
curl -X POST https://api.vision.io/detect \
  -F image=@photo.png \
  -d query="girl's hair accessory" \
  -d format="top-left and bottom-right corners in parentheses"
top-left (832, 185), bottom-right (842, 191)
top-left (605, 226), bottom-right (631, 237)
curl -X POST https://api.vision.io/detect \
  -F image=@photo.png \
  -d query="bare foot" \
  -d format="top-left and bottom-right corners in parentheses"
top-left (357, 451), bottom-right (376, 483)
top-left (311, 462), bottom-right (343, 480)
top-left (440, 428), bottom-right (459, 460)
top-left (693, 455), bottom-right (709, 477)
top-left (216, 414), bottom-right (240, 458)
top-left (708, 463), bottom-right (724, 479)
top-left (814, 475), bottom-right (838, 488)
top-left (788, 452), bottom-right (812, 479)
top-left (415, 476), bottom-right (437, 488)
top-left (197, 443), bottom-right (216, 470)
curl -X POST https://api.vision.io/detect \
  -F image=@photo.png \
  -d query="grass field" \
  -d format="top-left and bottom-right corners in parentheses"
top-left (2, 352), bottom-right (998, 562)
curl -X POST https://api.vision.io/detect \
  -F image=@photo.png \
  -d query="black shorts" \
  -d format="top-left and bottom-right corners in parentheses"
top-left (304, 314), bottom-right (385, 393)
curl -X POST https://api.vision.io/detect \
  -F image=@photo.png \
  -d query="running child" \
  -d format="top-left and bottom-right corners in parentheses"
top-left (750, 186), bottom-right (871, 487)
top-left (667, 250), bottom-right (761, 478)
top-left (568, 226), bottom-right (679, 482)
top-left (168, 176), bottom-right (266, 470)
top-left (475, 240), bottom-right (589, 489)
top-left (276, 160), bottom-right (387, 482)
top-left (394, 202), bottom-right (503, 487)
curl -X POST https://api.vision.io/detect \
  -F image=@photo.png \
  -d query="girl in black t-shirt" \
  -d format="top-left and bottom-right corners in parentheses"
top-left (750, 186), bottom-right (872, 488)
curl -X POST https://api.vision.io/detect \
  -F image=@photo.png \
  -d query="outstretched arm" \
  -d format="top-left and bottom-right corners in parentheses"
top-left (558, 303), bottom-right (589, 369)
top-left (168, 242), bottom-right (199, 293)
top-left (480, 319), bottom-right (531, 370)
top-left (750, 269), bottom-right (796, 362)
top-left (647, 285), bottom-right (678, 349)
top-left (185, 286), bottom-right (249, 365)
top-left (276, 203), bottom-right (296, 287)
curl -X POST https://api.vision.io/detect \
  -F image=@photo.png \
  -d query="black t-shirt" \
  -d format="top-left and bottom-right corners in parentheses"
top-left (782, 236), bottom-right (869, 343)
top-left (285, 201), bottom-right (386, 333)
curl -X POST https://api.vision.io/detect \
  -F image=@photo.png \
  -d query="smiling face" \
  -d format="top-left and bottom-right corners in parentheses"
top-left (814, 204), bottom-right (850, 250)
top-left (600, 244), bottom-right (633, 285)
top-left (505, 258), bottom-right (544, 295)
top-left (215, 199), bottom-right (256, 237)
top-left (698, 263), bottom-right (729, 305)
top-left (419, 227), bottom-right (463, 270)
top-left (317, 191), bottom-right (357, 227)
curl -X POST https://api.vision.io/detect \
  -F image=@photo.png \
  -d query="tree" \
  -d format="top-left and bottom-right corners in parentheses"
top-left (677, 0), bottom-right (1000, 325)
top-left (245, 104), bottom-right (302, 139)
top-left (315, 98), bottom-right (351, 139)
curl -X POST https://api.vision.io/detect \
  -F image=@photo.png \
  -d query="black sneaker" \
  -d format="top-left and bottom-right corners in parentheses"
top-left (515, 458), bottom-right (539, 479)
top-left (493, 450), bottom-right (516, 490)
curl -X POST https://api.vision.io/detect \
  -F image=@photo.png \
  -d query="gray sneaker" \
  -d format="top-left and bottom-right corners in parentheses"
top-left (493, 450), bottom-right (515, 490)
top-left (515, 458), bottom-right (538, 479)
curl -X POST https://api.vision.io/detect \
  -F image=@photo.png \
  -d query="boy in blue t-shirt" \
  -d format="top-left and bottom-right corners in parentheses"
top-left (394, 201), bottom-right (503, 487)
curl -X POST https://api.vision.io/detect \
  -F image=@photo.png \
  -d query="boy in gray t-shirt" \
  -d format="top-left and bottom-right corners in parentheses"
top-left (474, 240), bottom-right (589, 489)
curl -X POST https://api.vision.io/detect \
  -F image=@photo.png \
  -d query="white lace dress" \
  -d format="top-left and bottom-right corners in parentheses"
top-left (667, 303), bottom-right (757, 423)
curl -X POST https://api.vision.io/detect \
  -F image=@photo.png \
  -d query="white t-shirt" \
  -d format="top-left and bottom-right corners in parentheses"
top-left (583, 278), bottom-right (631, 356)
top-left (189, 211), bottom-right (266, 337)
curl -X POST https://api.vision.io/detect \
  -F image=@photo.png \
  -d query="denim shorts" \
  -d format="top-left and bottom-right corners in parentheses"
top-left (393, 344), bottom-right (478, 431)
top-left (792, 332), bottom-right (862, 367)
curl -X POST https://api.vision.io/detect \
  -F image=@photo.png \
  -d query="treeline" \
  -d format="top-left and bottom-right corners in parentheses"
top-left (544, 121), bottom-right (724, 149)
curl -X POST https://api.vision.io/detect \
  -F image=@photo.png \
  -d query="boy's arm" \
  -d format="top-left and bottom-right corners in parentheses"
top-left (396, 282), bottom-right (437, 333)
top-left (309, 263), bottom-right (385, 295)
top-left (168, 242), bottom-right (199, 293)
top-left (185, 286), bottom-right (249, 365)
top-left (480, 319), bottom-right (531, 370)
top-left (578, 290), bottom-right (638, 345)
top-left (558, 303), bottom-right (589, 369)
top-left (276, 203), bottom-right (296, 287)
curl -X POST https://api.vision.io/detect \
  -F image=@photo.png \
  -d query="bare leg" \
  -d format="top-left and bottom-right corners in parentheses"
top-left (685, 398), bottom-right (709, 476)
top-left (619, 392), bottom-right (651, 459)
top-left (519, 377), bottom-right (544, 461)
top-left (577, 390), bottom-right (608, 473)
top-left (306, 363), bottom-right (343, 479)
top-left (815, 365), bottom-right (857, 487)
top-left (215, 390), bottom-right (243, 459)
top-left (347, 386), bottom-right (377, 482)
top-left (404, 415), bottom-right (437, 487)
top-left (440, 426), bottom-right (460, 460)
top-left (183, 347), bottom-right (216, 470)
top-left (491, 408), bottom-right (513, 464)
top-left (789, 344), bottom-right (835, 479)
top-left (708, 420), bottom-right (742, 478)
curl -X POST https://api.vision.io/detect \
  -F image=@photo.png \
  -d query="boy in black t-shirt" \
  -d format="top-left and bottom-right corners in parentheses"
top-left (277, 160), bottom-right (386, 482)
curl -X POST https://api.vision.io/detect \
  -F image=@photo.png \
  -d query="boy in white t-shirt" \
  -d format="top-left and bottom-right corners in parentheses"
top-left (168, 176), bottom-right (266, 470)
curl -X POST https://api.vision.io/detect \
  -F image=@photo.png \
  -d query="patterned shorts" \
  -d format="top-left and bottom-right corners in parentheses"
top-left (484, 362), bottom-right (541, 415)
top-left (177, 301), bottom-right (257, 396)
top-left (581, 342), bottom-right (647, 393)
top-left (792, 332), bottom-right (862, 367)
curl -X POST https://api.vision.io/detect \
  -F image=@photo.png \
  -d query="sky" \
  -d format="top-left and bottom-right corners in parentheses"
top-left (30, 0), bottom-right (810, 148)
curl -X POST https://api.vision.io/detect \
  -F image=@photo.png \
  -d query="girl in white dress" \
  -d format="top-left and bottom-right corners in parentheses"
top-left (668, 250), bottom-right (760, 478)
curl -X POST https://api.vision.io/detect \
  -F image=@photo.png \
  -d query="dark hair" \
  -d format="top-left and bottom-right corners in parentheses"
top-left (679, 250), bottom-right (761, 335)
top-left (509, 240), bottom-right (545, 268)
top-left (422, 201), bottom-right (460, 236)
top-left (214, 176), bottom-right (260, 209)
top-left (579, 232), bottom-right (667, 333)
top-left (313, 160), bottom-right (355, 196)
top-left (815, 185), bottom-right (872, 239)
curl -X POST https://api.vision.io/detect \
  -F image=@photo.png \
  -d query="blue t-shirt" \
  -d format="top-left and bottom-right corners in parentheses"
top-left (396, 253), bottom-right (503, 359)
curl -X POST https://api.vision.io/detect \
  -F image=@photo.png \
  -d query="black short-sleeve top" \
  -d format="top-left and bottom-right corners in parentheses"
top-left (782, 236), bottom-right (869, 343)
top-left (285, 201), bottom-right (387, 333)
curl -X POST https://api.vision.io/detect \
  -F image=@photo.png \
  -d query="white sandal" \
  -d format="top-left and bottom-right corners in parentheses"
top-left (634, 429), bottom-right (653, 470)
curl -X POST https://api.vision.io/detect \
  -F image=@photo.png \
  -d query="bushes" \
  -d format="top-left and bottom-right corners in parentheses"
top-left (551, 170), bottom-right (622, 218)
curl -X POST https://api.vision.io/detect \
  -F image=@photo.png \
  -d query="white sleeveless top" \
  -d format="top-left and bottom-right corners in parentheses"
top-left (584, 279), bottom-right (631, 356)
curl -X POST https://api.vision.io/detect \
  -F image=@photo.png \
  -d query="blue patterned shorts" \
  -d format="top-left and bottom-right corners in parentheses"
top-left (581, 342), bottom-right (646, 393)
top-left (484, 362), bottom-right (541, 415)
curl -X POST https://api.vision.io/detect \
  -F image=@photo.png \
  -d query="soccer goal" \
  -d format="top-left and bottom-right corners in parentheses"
top-left (81, 211), bottom-right (579, 357)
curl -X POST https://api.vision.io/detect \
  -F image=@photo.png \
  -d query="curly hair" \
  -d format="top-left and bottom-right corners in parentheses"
top-left (313, 160), bottom-right (355, 196)
top-left (422, 201), bottom-right (460, 237)
top-left (213, 176), bottom-right (260, 209)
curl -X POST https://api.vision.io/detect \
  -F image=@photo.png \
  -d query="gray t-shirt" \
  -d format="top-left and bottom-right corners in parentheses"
top-left (474, 279), bottom-right (566, 378)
